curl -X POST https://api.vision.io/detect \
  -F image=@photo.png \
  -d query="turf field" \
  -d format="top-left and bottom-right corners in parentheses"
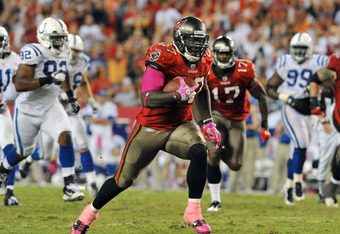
top-left (0, 185), bottom-right (339, 233)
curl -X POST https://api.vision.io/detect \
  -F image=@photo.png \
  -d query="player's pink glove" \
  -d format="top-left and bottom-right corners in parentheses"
top-left (202, 122), bottom-right (221, 149)
top-left (176, 77), bottom-right (199, 101)
top-left (260, 128), bottom-right (271, 143)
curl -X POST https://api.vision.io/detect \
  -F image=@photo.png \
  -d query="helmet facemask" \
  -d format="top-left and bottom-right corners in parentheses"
top-left (290, 45), bottom-right (309, 63)
top-left (70, 49), bottom-right (81, 65)
top-left (180, 34), bottom-right (209, 62)
top-left (49, 34), bottom-right (68, 55)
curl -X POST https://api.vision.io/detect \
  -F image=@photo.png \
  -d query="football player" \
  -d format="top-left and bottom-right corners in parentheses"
top-left (0, 26), bottom-right (41, 206)
top-left (266, 32), bottom-right (328, 205)
top-left (19, 34), bottom-right (100, 197)
top-left (205, 36), bottom-right (271, 211)
top-left (71, 16), bottom-right (220, 234)
top-left (0, 17), bottom-right (85, 202)
top-left (309, 52), bottom-right (340, 207)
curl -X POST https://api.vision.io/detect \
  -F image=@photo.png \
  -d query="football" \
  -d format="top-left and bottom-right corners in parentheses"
top-left (162, 77), bottom-right (197, 92)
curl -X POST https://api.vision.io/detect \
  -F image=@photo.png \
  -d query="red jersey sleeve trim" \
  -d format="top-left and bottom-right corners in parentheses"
top-left (248, 80), bottom-right (259, 92)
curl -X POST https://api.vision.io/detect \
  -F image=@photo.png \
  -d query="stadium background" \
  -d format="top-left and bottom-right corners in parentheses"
top-left (1, 0), bottom-right (340, 191)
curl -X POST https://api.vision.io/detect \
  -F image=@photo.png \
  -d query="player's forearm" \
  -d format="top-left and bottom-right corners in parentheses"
top-left (258, 96), bottom-right (269, 128)
top-left (309, 82), bottom-right (319, 97)
top-left (61, 73), bottom-right (72, 92)
top-left (141, 90), bottom-right (178, 108)
top-left (249, 84), bottom-right (269, 127)
top-left (265, 85), bottom-right (279, 100)
top-left (14, 75), bottom-right (41, 92)
top-left (192, 88), bottom-right (212, 123)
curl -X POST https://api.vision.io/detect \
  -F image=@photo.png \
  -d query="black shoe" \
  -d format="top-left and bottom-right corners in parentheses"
top-left (207, 201), bottom-right (221, 211)
top-left (19, 161), bottom-right (32, 179)
top-left (282, 186), bottom-right (294, 205)
top-left (4, 189), bottom-right (19, 206)
top-left (71, 220), bottom-right (89, 234)
top-left (294, 182), bottom-right (305, 201)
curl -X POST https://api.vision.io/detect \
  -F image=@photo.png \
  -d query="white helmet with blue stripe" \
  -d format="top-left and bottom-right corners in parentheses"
top-left (289, 32), bottom-right (313, 63)
top-left (37, 17), bottom-right (68, 55)
top-left (67, 34), bottom-right (84, 65)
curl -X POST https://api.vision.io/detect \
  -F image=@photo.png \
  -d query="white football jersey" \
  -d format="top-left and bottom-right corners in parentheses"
top-left (67, 53), bottom-right (90, 95)
top-left (0, 52), bottom-right (20, 104)
top-left (15, 43), bottom-right (71, 116)
top-left (276, 54), bottom-right (329, 99)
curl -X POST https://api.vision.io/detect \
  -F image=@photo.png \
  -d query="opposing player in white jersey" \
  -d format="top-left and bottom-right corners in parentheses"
top-left (0, 17), bottom-right (85, 202)
top-left (266, 32), bottom-right (329, 205)
top-left (315, 96), bottom-right (340, 203)
top-left (19, 34), bottom-right (100, 196)
top-left (0, 26), bottom-right (40, 206)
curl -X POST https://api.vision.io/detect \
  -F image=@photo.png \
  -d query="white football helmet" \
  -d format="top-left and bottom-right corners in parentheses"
top-left (289, 32), bottom-right (313, 63)
top-left (0, 26), bottom-right (10, 55)
top-left (67, 34), bottom-right (84, 65)
top-left (37, 17), bottom-right (68, 55)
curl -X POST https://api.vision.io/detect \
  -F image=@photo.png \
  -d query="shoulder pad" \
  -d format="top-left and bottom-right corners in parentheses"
top-left (20, 44), bottom-right (43, 64)
top-left (145, 43), bottom-right (178, 68)
top-left (315, 54), bottom-right (329, 67)
top-left (273, 54), bottom-right (289, 69)
top-left (81, 53), bottom-right (91, 64)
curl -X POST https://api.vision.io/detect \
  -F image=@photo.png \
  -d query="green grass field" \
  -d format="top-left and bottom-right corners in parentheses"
top-left (1, 185), bottom-right (339, 234)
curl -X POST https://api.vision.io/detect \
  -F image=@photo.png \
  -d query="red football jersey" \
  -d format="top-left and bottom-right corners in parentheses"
top-left (136, 42), bottom-right (213, 130)
top-left (207, 59), bottom-right (256, 120)
top-left (327, 54), bottom-right (340, 109)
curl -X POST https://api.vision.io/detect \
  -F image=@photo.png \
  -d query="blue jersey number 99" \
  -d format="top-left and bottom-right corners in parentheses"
top-left (287, 69), bottom-right (313, 87)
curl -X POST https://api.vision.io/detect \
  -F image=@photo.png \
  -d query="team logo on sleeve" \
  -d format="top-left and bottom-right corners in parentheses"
top-left (150, 52), bottom-right (160, 62)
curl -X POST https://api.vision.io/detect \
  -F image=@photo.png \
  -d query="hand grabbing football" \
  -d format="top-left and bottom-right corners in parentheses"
top-left (162, 77), bottom-right (197, 92)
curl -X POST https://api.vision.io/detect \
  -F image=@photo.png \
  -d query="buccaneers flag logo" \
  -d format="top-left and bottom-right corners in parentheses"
top-left (173, 20), bottom-right (186, 30)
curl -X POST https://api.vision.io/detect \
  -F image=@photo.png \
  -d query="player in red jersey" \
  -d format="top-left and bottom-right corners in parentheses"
top-left (310, 53), bottom-right (340, 207)
top-left (71, 16), bottom-right (221, 234)
top-left (205, 36), bottom-right (271, 211)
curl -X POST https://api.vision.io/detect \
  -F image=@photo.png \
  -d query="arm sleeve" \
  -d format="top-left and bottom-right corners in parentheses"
top-left (140, 66), bottom-right (165, 92)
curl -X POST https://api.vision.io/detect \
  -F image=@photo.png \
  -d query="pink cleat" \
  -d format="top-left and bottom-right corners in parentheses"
top-left (183, 201), bottom-right (211, 233)
top-left (71, 204), bottom-right (99, 234)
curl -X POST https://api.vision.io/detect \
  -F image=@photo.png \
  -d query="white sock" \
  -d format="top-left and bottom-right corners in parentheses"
top-left (91, 203), bottom-right (100, 212)
top-left (85, 171), bottom-right (96, 186)
top-left (285, 179), bottom-right (293, 189)
top-left (61, 166), bottom-right (75, 178)
top-left (188, 198), bottom-right (201, 203)
top-left (293, 173), bottom-right (303, 183)
top-left (331, 176), bottom-right (340, 185)
top-left (208, 183), bottom-right (221, 203)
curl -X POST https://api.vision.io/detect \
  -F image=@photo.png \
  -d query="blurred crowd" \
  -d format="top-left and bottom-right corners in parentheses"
top-left (1, 0), bottom-right (340, 106)
top-left (1, 0), bottom-right (340, 192)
